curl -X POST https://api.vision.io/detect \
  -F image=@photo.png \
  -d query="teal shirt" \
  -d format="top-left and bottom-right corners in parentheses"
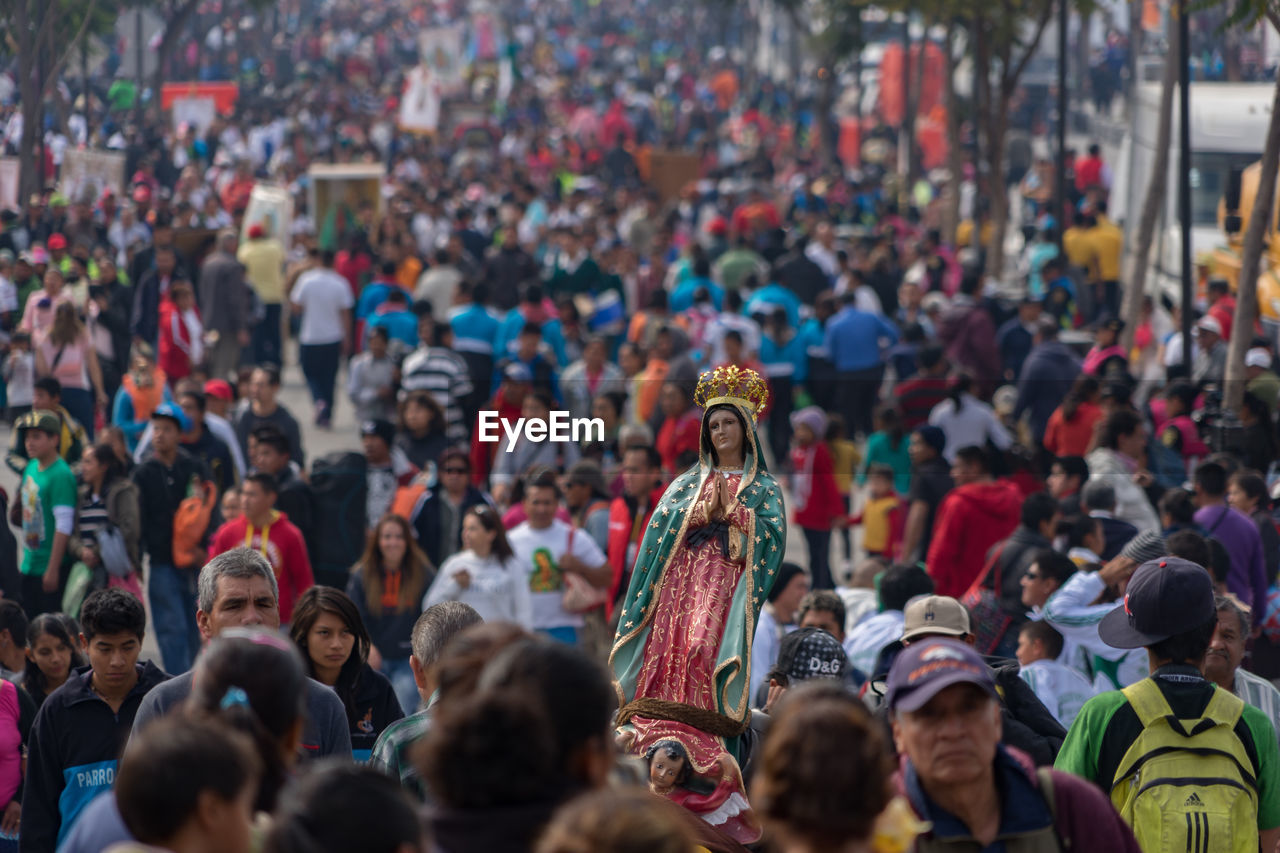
top-left (19, 456), bottom-right (77, 576)
top-left (858, 431), bottom-right (912, 494)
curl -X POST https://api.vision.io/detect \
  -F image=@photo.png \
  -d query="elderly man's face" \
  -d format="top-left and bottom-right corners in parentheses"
top-left (892, 684), bottom-right (1001, 788)
top-left (1205, 608), bottom-right (1245, 686)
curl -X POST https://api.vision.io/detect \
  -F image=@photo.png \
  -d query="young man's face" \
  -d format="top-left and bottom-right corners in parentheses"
top-left (1047, 464), bottom-right (1076, 499)
top-left (152, 419), bottom-right (180, 455)
top-left (32, 389), bottom-right (55, 410)
top-left (799, 608), bottom-right (844, 642)
top-left (253, 443), bottom-right (287, 475)
top-left (523, 485), bottom-right (559, 529)
top-left (81, 630), bottom-right (142, 688)
top-left (1015, 631), bottom-right (1039, 667)
top-left (24, 429), bottom-right (58, 460)
top-left (240, 481), bottom-right (273, 520)
top-left (622, 450), bottom-right (655, 499)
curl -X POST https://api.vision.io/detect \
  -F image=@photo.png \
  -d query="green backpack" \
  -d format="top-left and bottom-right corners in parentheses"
top-left (1109, 678), bottom-right (1258, 853)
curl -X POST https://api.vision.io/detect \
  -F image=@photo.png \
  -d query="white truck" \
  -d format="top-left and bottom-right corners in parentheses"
top-left (1109, 81), bottom-right (1273, 300)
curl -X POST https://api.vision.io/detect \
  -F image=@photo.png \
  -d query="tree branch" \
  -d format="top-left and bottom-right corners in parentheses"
top-left (40, 0), bottom-right (102, 97)
top-left (1004, 0), bottom-right (1054, 93)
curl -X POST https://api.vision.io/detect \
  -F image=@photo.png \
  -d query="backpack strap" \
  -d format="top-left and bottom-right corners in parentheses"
top-left (1034, 767), bottom-right (1070, 851)
top-left (1120, 677), bottom-right (1176, 729)
top-left (1200, 686), bottom-right (1247, 732)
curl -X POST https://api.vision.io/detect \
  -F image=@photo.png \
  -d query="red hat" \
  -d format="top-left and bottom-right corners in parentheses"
top-left (707, 216), bottom-right (728, 236)
top-left (46, 233), bottom-right (67, 250)
top-left (247, 224), bottom-right (265, 239)
top-left (203, 379), bottom-right (234, 402)
top-left (132, 184), bottom-right (152, 203)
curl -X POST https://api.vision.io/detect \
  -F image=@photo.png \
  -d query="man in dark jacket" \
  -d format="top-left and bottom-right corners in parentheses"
top-left (1082, 480), bottom-right (1139, 561)
top-left (21, 589), bottom-right (169, 852)
top-left (485, 229), bottom-right (538, 313)
top-left (88, 257), bottom-right (133, 400)
top-left (774, 235), bottom-right (829, 306)
top-left (198, 230), bottom-right (250, 380)
top-left (984, 492), bottom-right (1060, 657)
top-left (130, 404), bottom-right (214, 676)
top-left (251, 425), bottom-right (315, 552)
top-left (411, 448), bottom-right (490, 567)
top-left (130, 245), bottom-right (179, 346)
top-left (1013, 316), bottom-right (1082, 444)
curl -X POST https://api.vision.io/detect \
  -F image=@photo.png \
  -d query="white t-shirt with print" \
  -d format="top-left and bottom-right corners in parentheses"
top-left (507, 519), bottom-right (607, 630)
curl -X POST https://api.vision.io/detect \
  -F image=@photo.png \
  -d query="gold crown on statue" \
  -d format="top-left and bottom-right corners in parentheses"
top-left (695, 365), bottom-right (769, 420)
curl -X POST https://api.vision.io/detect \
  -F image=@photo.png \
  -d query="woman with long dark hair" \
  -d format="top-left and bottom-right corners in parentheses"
top-left (289, 587), bottom-right (404, 761)
top-left (347, 514), bottom-right (434, 713)
top-left (22, 614), bottom-right (85, 710)
top-left (423, 505), bottom-right (531, 628)
top-left (34, 301), bottom-right (107, 438)
top-left (75, 442), bottom-right (143, 598)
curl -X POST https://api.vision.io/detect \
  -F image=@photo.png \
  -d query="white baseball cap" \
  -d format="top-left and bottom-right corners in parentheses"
top-left (1195, 316), bottom-right (1223, 337)
top-left (1247, 348), bottom-right (1272, 369)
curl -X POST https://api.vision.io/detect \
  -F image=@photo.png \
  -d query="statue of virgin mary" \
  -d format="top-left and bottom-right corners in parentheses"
top-left (610, 366), bottom-right (786, 844)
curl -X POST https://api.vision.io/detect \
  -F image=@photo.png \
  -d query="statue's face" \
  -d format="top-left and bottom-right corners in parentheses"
top-left (707, 408), bottom-right (744, 460)
top-left (649, 752), bottom-right (684, 793)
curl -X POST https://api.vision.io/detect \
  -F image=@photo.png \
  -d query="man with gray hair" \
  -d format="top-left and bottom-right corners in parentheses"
top-left (131, 547), bottom-right (350, 758)
top-left (370, 601), bottom-right (482, 799)
top-left (1205, 594), bottom-right (1280, 743)
top-left (198, 227), bottom-right (249, 380)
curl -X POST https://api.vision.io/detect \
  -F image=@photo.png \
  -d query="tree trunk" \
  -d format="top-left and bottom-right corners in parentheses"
top-left (942, 21), bottom-right (964, 245)
top-left (986, 102), bottom-right (1010, 278)
top-left (1120, 16), bottom-right (1179, 352)
top-left (898, 13), bottom-right (912, 203)
top-left (972, 15), bottom-right (990, 221)
top-left (154, 0), bottom-right (202, 102)
top-left (1224, 57), bottom-right (1280, 412)
top-left (907, 24), bottom-right (928, 190)
top-left (815, 56), bottom-right (837, 169)
top-left (1077, 9), bottom-right (1092, 109)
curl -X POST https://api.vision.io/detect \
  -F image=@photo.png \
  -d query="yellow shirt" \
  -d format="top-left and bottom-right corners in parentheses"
top-left (237, 238), bottom-right (286, 304)
top-left (829, 438), bottom-right (861, 495)
top-left (861, 494), bottom-right (899, 553)
top-left (1087, 216), bottom-right (1123, 281)
top-left (955, 220), bottom-right (994, 250)
top-left (1062, 226), bottom-right (1094, 270)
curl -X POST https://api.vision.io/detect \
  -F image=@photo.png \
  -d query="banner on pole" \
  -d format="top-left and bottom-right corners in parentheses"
top-left (399, 66), bottom-right (442, 134)
top-left (59, 149), bottom-right (127, 205)
top-left (418, 24), bottom-right (467, 93)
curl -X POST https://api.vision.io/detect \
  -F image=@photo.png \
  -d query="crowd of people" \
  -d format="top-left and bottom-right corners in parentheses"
top-left (0, 0), bottom-right (1279, 849)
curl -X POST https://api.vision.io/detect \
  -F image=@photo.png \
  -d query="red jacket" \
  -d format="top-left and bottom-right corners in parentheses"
top-left (606, 488), bottom-right (663, 619)
top-left (926, 480), bottom-right (1022, 597)
top-left (469, 388), bottom-right (523, 487)
top-left (790, 442), bottom-right (844, 530)
top-left (656, 410), bottom-right (701, 476)
top-left (157, 299), bottom-right (200, 384)
top-left (210, 511), bottom-right (314, 622)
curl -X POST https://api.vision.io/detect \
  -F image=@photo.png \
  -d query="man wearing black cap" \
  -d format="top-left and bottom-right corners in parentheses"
top-left (1055, 558), bottom-right (1280, 852)
top-left (888, 637), bottom-right (1140, 850)
top-left (362, 418), bottom-right (419, 531)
